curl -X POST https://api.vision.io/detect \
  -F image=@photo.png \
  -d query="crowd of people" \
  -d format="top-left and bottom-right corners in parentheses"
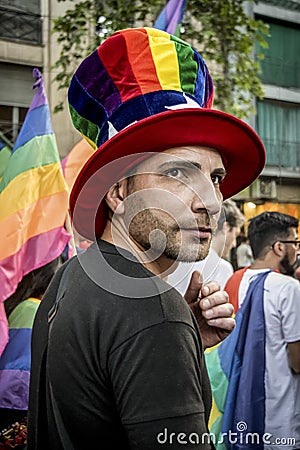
top-left (0, 26), bottom-right (299, 450)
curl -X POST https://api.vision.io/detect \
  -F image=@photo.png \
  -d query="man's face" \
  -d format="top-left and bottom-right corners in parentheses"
top-left (224, 226), bottom-right (241, 257)
top-left (280, 227), bottom-right (300, 275)
top-left (121, 146), bottom-right (225, 262)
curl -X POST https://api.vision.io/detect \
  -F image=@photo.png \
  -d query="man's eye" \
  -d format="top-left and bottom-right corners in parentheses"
top-left (165, 168), bottom-right (183, 178)
top-left (211, 174), bottom-right (223, 185)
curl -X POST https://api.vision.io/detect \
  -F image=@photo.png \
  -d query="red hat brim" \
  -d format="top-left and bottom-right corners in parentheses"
top-left (70, 108), bottom-right (265, 240)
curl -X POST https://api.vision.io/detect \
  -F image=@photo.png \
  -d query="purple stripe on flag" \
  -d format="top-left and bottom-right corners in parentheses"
top-left (12, 105), bottom-right (53, 152)
top-left (154, 0), bottom-right (186, 35)
top-left (0, 227), bottom-right (70, 303)
top-left (29, 68), bottom-right (48, 112)
top-left (0, 369), bottom-right (30, 410)
top-left (61, 153), bottom-right (67, 175)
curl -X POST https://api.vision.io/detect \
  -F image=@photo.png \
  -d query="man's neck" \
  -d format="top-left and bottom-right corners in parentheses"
top-left (250, 257), bottom-right (279, 271)
top-left (212, 234), bottom-right (223, 257)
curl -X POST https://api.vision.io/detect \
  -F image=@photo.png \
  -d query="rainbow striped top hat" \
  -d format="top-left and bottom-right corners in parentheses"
top-left (69, 27), bottom-right (265, 240)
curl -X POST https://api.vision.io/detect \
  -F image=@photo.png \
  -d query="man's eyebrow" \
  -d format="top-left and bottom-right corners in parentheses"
top-left (156, 160), bottom-right (203, 172)
top-left (211, 167), bottom-right (227, 178)
top-left (156, 160), bottom-right (227, 177)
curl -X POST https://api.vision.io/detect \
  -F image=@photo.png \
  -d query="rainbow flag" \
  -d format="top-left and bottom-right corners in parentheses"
top-left (0, 298), bottom-right (40, 410)
top-left (0, 68), bottom-right (70, 315)
top-left (0, 139), bottom-right (11, 179)
top-left (205, 271), bottom-right (270, 449)
top-left (154, 0), bottom-right (187, 36)
top-left (61, 139), bottom-right (94, 191)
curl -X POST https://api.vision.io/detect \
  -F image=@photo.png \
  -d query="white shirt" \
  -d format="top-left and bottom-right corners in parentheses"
top-left (236, 243), bottom-right (253, 268)
top-left (238, 269), bottom-right (300, 449)
top-left (168, 248), bottom-right (234, 295)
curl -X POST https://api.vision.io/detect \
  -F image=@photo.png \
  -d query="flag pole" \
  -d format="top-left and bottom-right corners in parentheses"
top-left (65, 211), bottom-right (77, 256)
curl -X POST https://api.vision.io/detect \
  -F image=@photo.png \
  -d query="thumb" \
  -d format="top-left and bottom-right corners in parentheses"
top-left (184, 270), bottom-right (203, 305)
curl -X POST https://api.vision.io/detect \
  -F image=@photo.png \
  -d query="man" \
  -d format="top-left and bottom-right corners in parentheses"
top-left (28, 28), bottom-right (265, 449)
top-left (223, 211), bottom-right (300, 448)
top-left (236, 235), bottom-right (253, 269)
top-left (168, 199), bottom-right (245, 293)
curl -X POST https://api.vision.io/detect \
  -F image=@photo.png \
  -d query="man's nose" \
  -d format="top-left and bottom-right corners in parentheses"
top-left (191, 178), bottom-right (222, 217)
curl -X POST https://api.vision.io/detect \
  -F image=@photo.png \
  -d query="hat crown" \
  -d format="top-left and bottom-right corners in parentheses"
top-left (68, 27), bottom-right (214, 149)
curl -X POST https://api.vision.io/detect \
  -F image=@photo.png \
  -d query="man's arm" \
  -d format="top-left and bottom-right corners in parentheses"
top-left (287, 341), bottom-right (300, 374)
top-left (109, 321), bottom-right (212, 449)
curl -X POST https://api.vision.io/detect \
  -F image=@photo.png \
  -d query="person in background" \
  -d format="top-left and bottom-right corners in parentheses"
top-left (168, 199), bottom-right (245, 293)
top-left (27, 27), bottom-right (265, 450)
top-left (0, 257), bottom-right (61, 449)
top-left (236, 235), bottom-right (253, 269)
top-left (224, 211), bottom-right (300, 448)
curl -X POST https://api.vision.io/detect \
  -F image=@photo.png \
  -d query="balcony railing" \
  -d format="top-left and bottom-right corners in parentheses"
top-left (262, 138), bottom-right (300, 169)
top-left (0, 7), bottom-right (42, 45)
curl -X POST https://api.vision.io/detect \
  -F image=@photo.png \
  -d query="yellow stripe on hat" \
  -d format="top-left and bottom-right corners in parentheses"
top-left (146, 28), bottom-right (181, 92)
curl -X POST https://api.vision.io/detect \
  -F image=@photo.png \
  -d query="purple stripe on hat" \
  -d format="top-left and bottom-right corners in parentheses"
top-left (75, 49), bottom-right (122, 116)
top-left (193, 49), bottom-right (209, 107)
top-left (0, 369), bottom-right (30, 410)
top-left (69, 76), bottom-right (107, 129)
top-left (204, 66), bottom-right (214, 107)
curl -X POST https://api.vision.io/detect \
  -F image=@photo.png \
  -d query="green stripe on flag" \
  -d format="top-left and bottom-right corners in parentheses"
top-left (0, 134), bottom-right (60, 193)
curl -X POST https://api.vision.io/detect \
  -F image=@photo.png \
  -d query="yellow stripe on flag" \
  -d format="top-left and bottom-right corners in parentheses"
top-left (0, 191), bottom-right (68, 259)
top-left (0, 163), bottom-right (68, 220)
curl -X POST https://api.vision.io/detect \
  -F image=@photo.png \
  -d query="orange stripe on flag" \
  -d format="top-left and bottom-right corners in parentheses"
top-left (0, 163), bottom-right (67, 220)
top-left (63, 139), bottom-right (94, 191)
top-left (0, 191), bottom-right (68, 259)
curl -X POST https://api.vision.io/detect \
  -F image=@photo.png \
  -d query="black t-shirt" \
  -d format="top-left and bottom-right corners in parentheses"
top-left (28, 241), bottom-right (212, 449)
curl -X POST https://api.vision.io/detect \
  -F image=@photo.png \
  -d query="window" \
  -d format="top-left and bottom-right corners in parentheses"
top-left (0, 105), bottom-right (28, 145)
top-left (257, 99), bottom-right (300, 168)
top-left (0, 0), bottom-right (42, 44)
top-left (256, 19), bottom-right (300, 89)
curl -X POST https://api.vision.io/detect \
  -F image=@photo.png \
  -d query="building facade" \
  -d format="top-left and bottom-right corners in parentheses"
top-left (235, 0), bottom-right (300, 222)
top-left (0, 0), bottom-right (80, 156)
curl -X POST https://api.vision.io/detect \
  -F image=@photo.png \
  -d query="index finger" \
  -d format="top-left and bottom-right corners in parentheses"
top-left (200, 280), bottom-right (221, 298)
top-left (184, 270), bottom-right (203, 305)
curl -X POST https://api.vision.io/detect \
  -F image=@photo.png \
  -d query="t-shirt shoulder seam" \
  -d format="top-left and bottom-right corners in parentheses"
top-left (109, 320), bottom-right (197, 357)
top-left (121, 409), bottom-right (205, 426)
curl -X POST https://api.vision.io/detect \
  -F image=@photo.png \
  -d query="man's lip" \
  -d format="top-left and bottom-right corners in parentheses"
top-left (180, 227), bottom-right (212, 239)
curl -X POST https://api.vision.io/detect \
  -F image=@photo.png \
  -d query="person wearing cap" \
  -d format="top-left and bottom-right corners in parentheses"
top-left (28, 28), bottom-right (265, 450)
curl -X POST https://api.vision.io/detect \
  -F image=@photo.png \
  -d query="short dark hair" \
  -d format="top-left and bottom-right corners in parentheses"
top-left (248, 211), bottom-right (298, 259)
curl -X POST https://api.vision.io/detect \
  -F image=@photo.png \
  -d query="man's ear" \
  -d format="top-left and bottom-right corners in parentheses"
top-left (105, 181), bottom-right (126, 215)
top-left (272, 241), bottom-right (284, 257)
top-left (222, 221), bottom-right (230, 234)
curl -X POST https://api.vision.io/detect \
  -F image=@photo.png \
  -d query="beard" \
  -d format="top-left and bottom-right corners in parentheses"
top-left (126, 206), bottom-right (212, 263)
top-left (280, 253), bottom-right (295, 276)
